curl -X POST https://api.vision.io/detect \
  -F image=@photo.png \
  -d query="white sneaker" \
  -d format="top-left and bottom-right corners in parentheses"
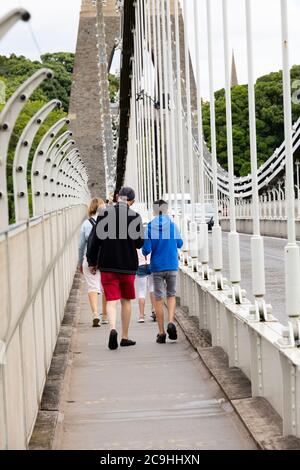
top-left (101, 318), bottom-right (109, 325)
top-left (138, 318), bottom-right (145, 323)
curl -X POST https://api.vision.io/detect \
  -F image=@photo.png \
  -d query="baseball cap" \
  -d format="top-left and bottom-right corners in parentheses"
top-left (118, 187), bottom-right (135, 202)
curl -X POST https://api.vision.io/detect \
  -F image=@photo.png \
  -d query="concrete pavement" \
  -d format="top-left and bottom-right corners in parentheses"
top-left (55, 284), bottom-right (256, 450)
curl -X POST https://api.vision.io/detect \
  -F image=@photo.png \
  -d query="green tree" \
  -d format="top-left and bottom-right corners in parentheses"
top-left (0, 53), bottom-right (72, 222)
top-left (202, 65), bottom-right (300, 176)
top-left (108, 73), bottom-right (120, 103)
top-left (0, 52), bottom-right (74, 111)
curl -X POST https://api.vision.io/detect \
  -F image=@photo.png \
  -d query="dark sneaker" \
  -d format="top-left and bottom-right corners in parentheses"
top-left (108, 329), bottom-right (118, 350)
top-left (156, 333), bottom-right (166, 344)
top-left (151, 311), bottom-right (156, 322)
top-left (167, 323), bottom-right (177, 341)
top-left (93, 318), bottom-right (100, 328)
top-left (120, 339), bottom-right (136, 347)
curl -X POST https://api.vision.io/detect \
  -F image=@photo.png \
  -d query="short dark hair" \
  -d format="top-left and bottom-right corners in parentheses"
top-left (118, 187), bottom-right (135, 202)
top-left (153, 199), bottom-right (168, 216)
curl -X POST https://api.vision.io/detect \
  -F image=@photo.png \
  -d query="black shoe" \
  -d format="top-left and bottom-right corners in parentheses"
top-left (156, 333), bottom-right (166, 344)
top-left (151, 311), bottom-right (157, 322)
top-left (120, 338), bottom-right (136, 347)
top-left (92, 318), bottom-right (100, 328)
top-left (167, 323), bottom-right (177, 341)
top-left (108, 329), bottom-right (118, 350)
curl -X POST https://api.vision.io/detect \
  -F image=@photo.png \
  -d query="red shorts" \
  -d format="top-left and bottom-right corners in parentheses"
top-left (100, 272), bottom-right (136, 301)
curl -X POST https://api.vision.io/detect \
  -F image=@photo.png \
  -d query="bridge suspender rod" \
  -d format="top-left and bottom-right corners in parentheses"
top-left (136, 1), bottom-right (144, 204)
top-left (280, 0), bottom-right (300, 329)
top-left (161, 0), bottom-right (172, 203)
top-left (133, 31), bottom-right (141, 202)
top-left (136, 0), bottom-right (144, 204)
top-left (141, 0), bottom-right (152, 210)
top-left (245, 0), bottom-right (267, 315)
top-left (131, 58), bottom-right (139, 198)
top-left (146, 3), bottom-right (154, 208)
top-left (191, 0), bottom-right (209, 276)
top-left (142, 0), bottom-right (150, 207)
top-left (222, 0), bottom-right (236, 234)
top-left (245, 0), bottom-right (260, 238)
top-left (137, 0), bottom-right (147, 206)
top-left (222, 0), bottom-right (242, 302)
top-left (203, 0), bottom-right (223, 284)
top-left (205, 0), bottom-right (219, 228)
top-left (151, 0), bottom-right (162, 199)
top-left (193, 0), bottom-right (205, 222)
top-left (174, 0), bottom-right (185, 222)
top-left (156, 0), bottom-right (167, 198)
top-left (183, 0), bottom-right (195, 220)
top-left (134, 37), bottom-right (145, 202)
top-left (146, 0), bottom-right (158, 201)
top-left (166, 0), bottom-right (178, 217)
top-left (145, 0), bottom-right (154, 207)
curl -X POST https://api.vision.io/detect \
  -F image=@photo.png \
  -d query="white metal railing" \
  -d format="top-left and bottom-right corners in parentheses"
top-left (0, 206), bottom-right (85, 449)
top-left (0, 9), bottom-right (90, 449)
top-left (178, 261), bottom-right (300, 438)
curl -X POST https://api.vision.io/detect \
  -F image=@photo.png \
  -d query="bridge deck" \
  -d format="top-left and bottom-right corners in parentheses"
top-left (55, 284), bottom-right (256, 450)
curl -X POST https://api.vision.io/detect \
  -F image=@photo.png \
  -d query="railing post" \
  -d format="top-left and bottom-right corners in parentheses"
top-left (32, 118), bottom-right (71, 217)
top-left (0, 69), bottom-right (53, 230)
top-left (13, 100), bottom-right (61, 223)
top-left (281, 0), bottom-right (300, 345)
top-left (206, 0), bottom-right (223, 287)
top-left (193, 0), bottom-right (210, 280)
top-left (0, 8), bottom-right (30, 40)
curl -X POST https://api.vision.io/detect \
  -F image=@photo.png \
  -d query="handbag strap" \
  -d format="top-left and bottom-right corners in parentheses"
top-left (89, 218), bottom-right (96, 227)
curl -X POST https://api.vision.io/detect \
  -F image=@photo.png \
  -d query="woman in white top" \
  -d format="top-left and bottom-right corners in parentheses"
top-left (136, 249), bottom-right (156, 323)
top-left (78, 198), bottom-right (107, 327)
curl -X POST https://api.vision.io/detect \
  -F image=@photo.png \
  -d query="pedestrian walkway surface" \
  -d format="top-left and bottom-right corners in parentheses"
top-left (57, 285), bottom-right (256, 450)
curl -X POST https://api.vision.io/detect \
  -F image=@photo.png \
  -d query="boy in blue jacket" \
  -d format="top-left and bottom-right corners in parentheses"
top-left (143, 200), bottom-right (183, 343)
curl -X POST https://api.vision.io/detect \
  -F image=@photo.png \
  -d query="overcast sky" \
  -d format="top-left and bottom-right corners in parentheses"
top-left (1, 0), bottom-right (300, 99)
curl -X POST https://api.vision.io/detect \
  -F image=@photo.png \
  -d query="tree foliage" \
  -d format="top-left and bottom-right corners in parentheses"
top-left (108, 73), bottom-right (120, 103)
top-left (0, 53), bottom-right (73, 221)
top-left (202, 65), bottom-right (300, 176)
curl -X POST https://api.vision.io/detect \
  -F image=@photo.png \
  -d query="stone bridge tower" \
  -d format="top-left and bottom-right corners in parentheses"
top-left (69, 0), bottom-right (120, 198)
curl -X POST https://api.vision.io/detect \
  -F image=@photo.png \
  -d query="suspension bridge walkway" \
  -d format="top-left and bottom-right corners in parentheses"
top-left (2, 0), bottom-right (300, 452)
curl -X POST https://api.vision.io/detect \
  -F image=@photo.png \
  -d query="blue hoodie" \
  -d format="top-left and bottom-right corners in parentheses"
top-left (142, 215), bottom-right (183, 272)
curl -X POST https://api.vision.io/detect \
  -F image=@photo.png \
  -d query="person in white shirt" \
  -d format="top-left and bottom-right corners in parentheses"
top-left (136, 249), bottom-right (156, 323)
top-left (78, 198), bottom-right (108, 327)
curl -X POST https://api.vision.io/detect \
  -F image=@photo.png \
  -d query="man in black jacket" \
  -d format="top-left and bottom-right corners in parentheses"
top-left (87, 187), bottom-right (143, 350)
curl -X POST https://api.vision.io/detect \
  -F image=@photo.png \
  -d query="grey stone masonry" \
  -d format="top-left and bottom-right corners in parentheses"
top-left (69, 0), bottom-right (120, 198)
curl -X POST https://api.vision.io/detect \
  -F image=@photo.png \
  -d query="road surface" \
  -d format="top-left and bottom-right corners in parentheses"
top-left (209, 232), bottom-right (288, 324)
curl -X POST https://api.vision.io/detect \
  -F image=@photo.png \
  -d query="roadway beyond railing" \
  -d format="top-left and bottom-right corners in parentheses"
top-left (220, 218), bottom-right (300, 240)
top-left (0, 205), bottom-right (85, 449)
top-left (178, 258), bottom-right (300, 439)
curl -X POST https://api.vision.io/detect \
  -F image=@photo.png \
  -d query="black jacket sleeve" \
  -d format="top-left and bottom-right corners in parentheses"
top-left (135, 215), bottom-right (144, 249)
top-left (86, 216), bottom-right (102, 267)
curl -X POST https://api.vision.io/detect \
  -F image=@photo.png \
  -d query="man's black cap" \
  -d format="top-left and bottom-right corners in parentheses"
top-left (118, 187), bottom-right (135, 202)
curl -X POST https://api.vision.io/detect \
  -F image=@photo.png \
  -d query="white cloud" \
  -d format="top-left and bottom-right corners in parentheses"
top-left (184, 0), bottom-right (300, 99)
top-left (1, 0), bottom-right (300, 100)
top-left (0, 0), bottom-right (81, 59)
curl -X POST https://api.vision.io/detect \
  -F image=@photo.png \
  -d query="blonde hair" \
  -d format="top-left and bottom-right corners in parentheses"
top-left (88, 198), bottom-right (105, 218)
